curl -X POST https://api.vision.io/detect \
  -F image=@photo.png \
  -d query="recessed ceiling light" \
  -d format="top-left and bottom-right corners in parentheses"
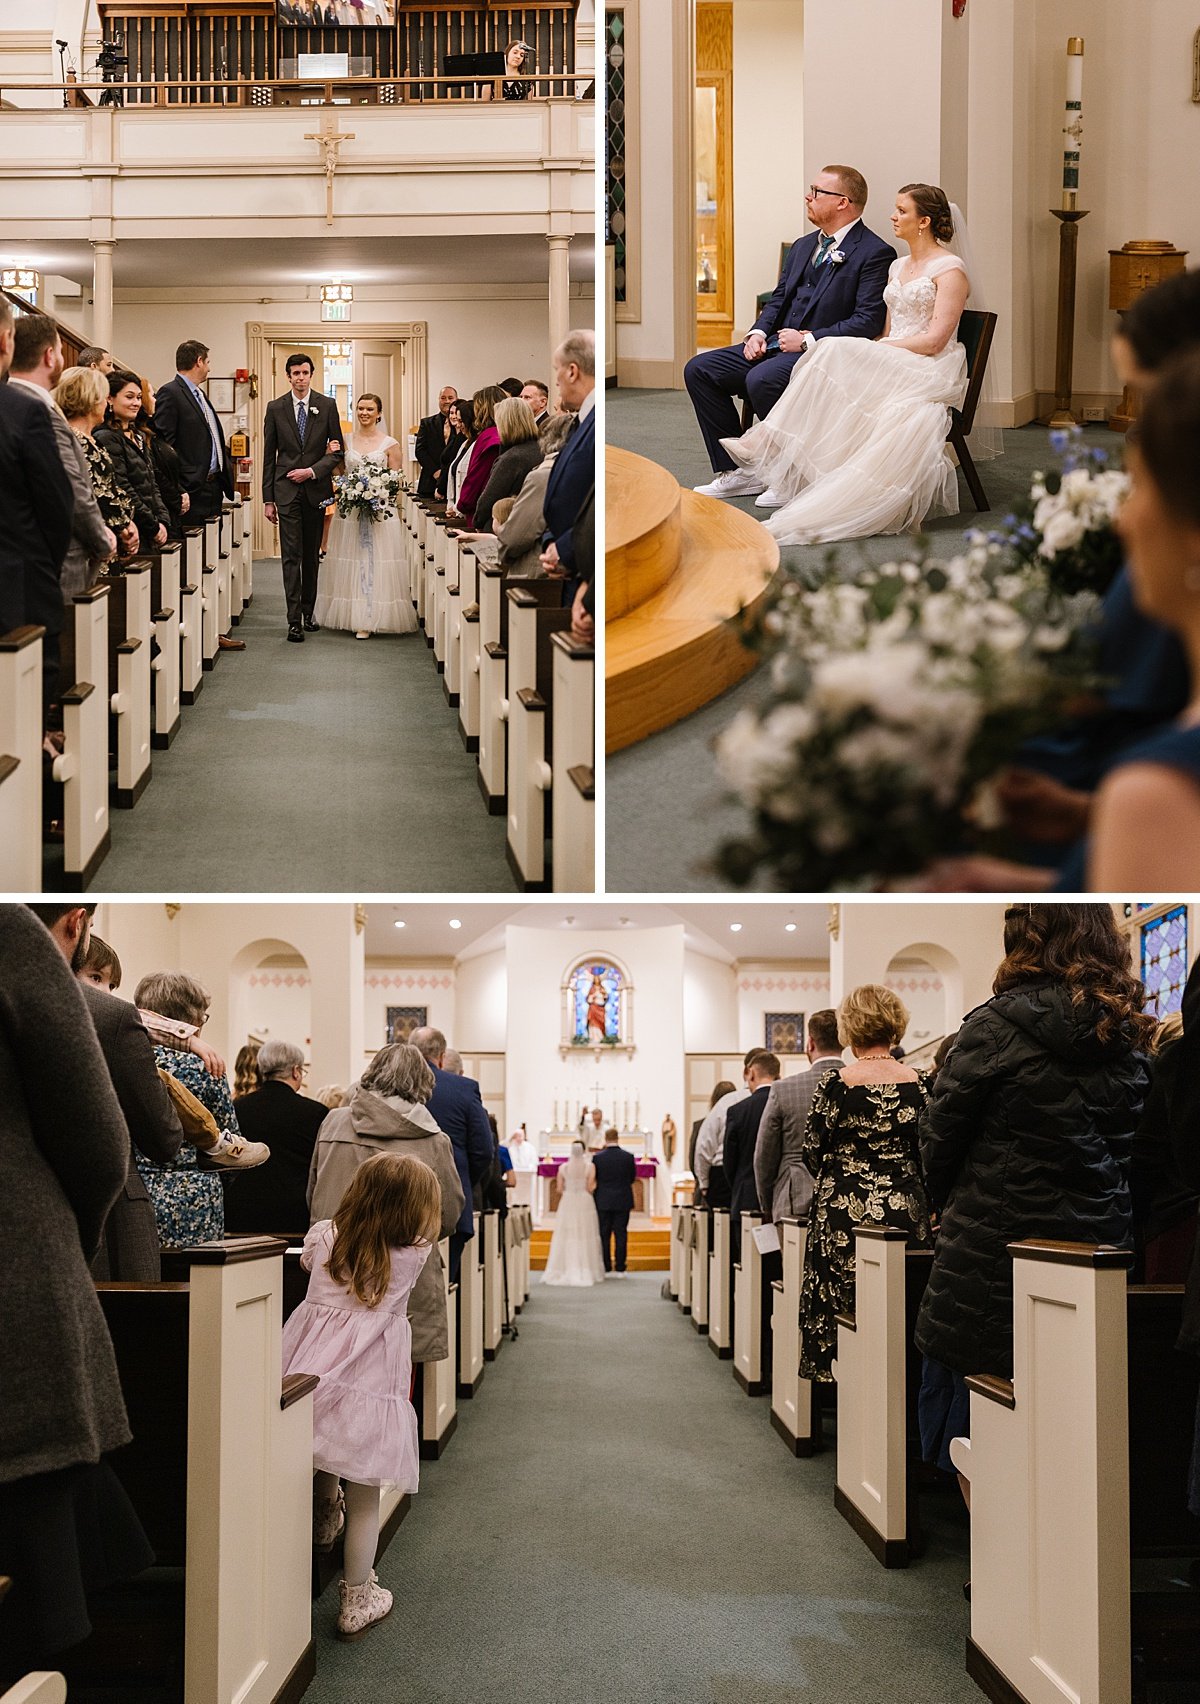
top-left (393, 920), bottom-right (406, 929)
top-left (730, 922), bottom-right (742, 933)
top-left (785, 922), bottom-right (797, 932)
top-left (448, 918), bottom-right (462, 929)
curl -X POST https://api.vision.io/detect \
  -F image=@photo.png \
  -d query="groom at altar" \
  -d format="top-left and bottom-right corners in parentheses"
top-left (684, 164), bottom-right (895, 498)
top-left (587, 1127), bottom-right (637, 1277)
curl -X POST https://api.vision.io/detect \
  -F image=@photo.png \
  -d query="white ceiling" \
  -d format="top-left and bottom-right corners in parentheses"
top-left (4, 234), bottom-right (595, 291)
top-left (362, 901), bottom-right (833, 965)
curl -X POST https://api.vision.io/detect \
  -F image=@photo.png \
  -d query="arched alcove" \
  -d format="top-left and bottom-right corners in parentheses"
top-left (884, 941), bottom-right (963, 1061)
top-left (229, 936), bottom-right (313, 1059)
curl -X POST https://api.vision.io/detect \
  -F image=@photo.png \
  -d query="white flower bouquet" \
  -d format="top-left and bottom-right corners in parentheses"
top-left (334, 465), bottom-right (403, 523)
top-left (977, 427), bottom-right (1128, 596)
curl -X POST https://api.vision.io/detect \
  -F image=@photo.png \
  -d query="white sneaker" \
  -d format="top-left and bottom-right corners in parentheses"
top-left (338, 1571), bottom-right (393, 1640)
top-left (314, 1490), bottom-right (345, 1551)
top-left (693, 469), bottom-right (765, 499)
top-left (204, 1128), bottom-right (270, 1169)
top-left (355, 630), bottom-right (370, 640)
top-left (754, 487), bottom-right (785, 509)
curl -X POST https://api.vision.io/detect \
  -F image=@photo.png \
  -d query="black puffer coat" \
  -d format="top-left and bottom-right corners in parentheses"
top-left (914, 980), bottom-right (1148, 1379)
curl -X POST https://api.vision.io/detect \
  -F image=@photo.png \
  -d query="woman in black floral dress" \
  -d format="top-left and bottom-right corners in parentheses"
top-left (798, 984), bottom-right (932, 1382)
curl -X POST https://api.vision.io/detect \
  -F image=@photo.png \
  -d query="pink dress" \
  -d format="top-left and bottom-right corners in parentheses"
top-left (281, 1220), bottom-right (430, 1489)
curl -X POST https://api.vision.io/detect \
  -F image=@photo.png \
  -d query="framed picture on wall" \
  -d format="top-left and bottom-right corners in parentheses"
top-left (206, 377), bottom-right (236, 414)
top-left (764, 1012), bottom-right (806, 1055)
top-left (386, 1005), bottom-right (428, 1045)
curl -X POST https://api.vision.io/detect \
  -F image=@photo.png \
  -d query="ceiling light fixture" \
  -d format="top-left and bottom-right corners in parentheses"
top-left (448, 918), bottom-right (462, 930)
top-left (393, 920), bottom-right (406, 929)
top-left (785, 922), bottom-right (797, 932)
top-left (320, 279), bottom-right (354, 304)
top-left (730, 922), bottom-right (742, 932)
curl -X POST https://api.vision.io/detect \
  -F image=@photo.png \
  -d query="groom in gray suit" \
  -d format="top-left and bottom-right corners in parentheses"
top-left (753, 1009), bottom-right (844, 1222)
top-left (262, 353), bottom-right (343, 642)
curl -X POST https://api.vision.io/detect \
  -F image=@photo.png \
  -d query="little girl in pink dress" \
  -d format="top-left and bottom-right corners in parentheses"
top-left (282, 1150), bottom-right (441, 1640)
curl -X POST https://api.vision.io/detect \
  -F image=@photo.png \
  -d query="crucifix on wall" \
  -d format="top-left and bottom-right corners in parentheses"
top-left (304, 118), bottom-right (356, 226)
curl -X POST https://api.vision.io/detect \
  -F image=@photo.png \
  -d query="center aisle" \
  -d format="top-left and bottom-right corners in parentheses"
top-left (97, 562), bottom-right (513, 891)
top-left (307, 1274), bottom-right (978, 1704)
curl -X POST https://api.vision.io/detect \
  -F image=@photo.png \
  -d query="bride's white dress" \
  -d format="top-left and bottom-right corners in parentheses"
top-left (542, 1153), bottom-right (605, 1287)
top-left (313, 436), bottom-right (418, 634)
top-left (723, 253), bottom-right (971, 545)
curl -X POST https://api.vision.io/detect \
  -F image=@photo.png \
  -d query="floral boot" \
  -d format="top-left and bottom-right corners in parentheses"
top-left (337, 1570), bottom-right (393, 1641)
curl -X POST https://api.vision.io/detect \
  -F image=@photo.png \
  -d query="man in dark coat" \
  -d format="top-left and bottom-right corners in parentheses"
top-left (225, 1036), bottom-right (327, 1234)
top-left (539, 329), bottom-right (595, 579)
top-left (721, 1051), bottom-right (781, 1262)
top-left (410, 1026), bottom-right (493, 1282)
top-left (588, 1126), bottom-right (637, 1275)
top-left (414, 385), bottom-right (457, 497)
top-left (261, 354), bottom-right (343, 642)
top-left (29, 903), bottom-right (183, 1283)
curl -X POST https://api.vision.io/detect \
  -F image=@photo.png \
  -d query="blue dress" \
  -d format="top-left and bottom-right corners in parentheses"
top-left (1055, 720), bottom-right (1200, 891)
top-left (135, 1045), bottom-right (231, 1248)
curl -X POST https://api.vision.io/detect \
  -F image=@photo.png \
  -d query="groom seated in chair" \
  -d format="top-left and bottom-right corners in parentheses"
top-left (685, 164), bottom-right (895, 500)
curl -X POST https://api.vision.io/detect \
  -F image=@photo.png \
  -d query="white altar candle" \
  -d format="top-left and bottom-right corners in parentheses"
top-left (553, 1097), bottom-right (559, 1129)
top-left (1062, 37), bottom-right (1083, 208)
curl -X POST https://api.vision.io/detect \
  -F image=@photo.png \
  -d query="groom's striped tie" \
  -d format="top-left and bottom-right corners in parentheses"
top-left (813, 232), bottom-right (836, 269)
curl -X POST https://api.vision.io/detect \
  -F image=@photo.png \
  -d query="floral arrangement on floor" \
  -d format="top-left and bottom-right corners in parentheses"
top-left (976, 427), bottom-right (1129, 597)
top-left (334, 465), bottom-right (404, 523)
top-left (713, 537), bottom-right (1103, 891)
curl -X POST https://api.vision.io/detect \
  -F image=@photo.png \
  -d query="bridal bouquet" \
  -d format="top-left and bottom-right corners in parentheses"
top-left (713, 543), bottom-right (1100, 890)
top-left (978, 427), bottom-right (1129, 597)
top-left (334, 465), bottom-right (403, 523)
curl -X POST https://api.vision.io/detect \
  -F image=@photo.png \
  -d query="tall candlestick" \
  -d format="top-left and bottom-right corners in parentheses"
top-left (1062, 37), bottom-right (1084, 211)
top-left (553, 1097), bottom-right (559, 1130)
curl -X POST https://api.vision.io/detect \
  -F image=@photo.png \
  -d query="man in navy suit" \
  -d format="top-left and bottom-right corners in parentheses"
top-left (411, 1025), bottom-right (494, 1282)
top-left (588, 1126), bottom-right (637, 1276)
top-left (539, 329), bottom-right (595, 581)
top-left (153, 340), bottom-right (235, 527)
top-left (684, 164), bottom-right (895, 499)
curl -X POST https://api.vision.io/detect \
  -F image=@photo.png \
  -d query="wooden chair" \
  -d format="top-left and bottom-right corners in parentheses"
top-left (948, 307), bottom-right (998, 512)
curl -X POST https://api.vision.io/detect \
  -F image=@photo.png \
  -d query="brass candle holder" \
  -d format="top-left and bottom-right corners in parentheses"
top-left (1043, 208), bottom-right (1089, 429)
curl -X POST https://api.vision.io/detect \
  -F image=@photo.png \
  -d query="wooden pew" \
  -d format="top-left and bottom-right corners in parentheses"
top-left (200, 520), bottom-right (220, 670)
top-left (770, 1219), bottom-right (817, 1454)
top-left (477, 562), bottom-right (508, 814)
top-left (223, 499), bottom-right (244, 625)
top-left (443, 531), bottom-right (463, 707)
top-left (457, 1229), bottom-right (486, 1397)
top-left (505, 583), bottom-right (571, 891)
top-left (0, 1676), bottom-right (66, 1704)
top-left (105, 563), bottom-right (153, 807)
top-left (419, 1237), bottom-right (458, 1460)
top-left (179, 528), bottom-right (205, 703)
top-left (955, 1241), bottom-right (1200, 1704)
top-left (430, 518), bottom-right (450, 674)
top-left (481, 1209), bottom-right (504, 1360)
top-left (0, 627), bottom-right (43, 888)
top-left (517, 1205), bottom-right (532, 1306)
top-left (707, 1207), bottom-right (734, 1358)
top-left (457, 545), bottom-right (483, 754)
top-left (240, 497), bottom-right (253, 606)
top-left (550, 631), bottom-right (595, 892)
top-left (690, 1205), bottom-right (711, 1333)
top-left (54, 587), bottom-right (111, 887)
top-left (733, 1212), bottom-right (770, 1395)
top-left (504, 1210), bottom-right (525, 1317)
top-left (833, 1229), bottom-right (934, 1566)
top-left (676, 1205), bottom-right (694, 1315)
top-left (147, 545), bottom-right (182, 749)
top-left (67, 1238), bottom-right (316, 1704)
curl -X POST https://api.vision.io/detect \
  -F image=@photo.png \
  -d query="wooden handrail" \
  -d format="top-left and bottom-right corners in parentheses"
top-left (1, 76), bottom-right (591, 104)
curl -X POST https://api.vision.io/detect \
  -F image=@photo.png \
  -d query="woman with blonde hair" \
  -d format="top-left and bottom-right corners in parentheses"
top-left (797, 983), bottom-right (932, 1382)
top-left (232, 1042), bottom-right (261, 1100)
top-left (53, 364), bottom-right (134, 583)
top-left (471, 396), bottom-right (543, 534)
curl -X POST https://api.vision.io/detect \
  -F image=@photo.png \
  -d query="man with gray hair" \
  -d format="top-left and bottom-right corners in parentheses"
top-left (224, 1037), bottom-right (327, 1234)
top-left (411, 1024), bottom-right (493, 1281)
top-left (539, 327), bottom-right (595, 581)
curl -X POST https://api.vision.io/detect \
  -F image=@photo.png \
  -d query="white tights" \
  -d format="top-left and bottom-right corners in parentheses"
top-left (315, 1471), bottom-right (380, 1586)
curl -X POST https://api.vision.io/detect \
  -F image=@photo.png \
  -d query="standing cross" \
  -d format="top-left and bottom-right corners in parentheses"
top-left (304, 118), bottom-right (356, 226)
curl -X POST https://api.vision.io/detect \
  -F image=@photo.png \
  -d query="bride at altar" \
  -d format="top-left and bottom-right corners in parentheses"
top-left (313, 393), bottom-right (418, 639)
top-left (542, 1141), bottom-right (606, 1287)
top-left (723, 185), bottom-right (998, 545)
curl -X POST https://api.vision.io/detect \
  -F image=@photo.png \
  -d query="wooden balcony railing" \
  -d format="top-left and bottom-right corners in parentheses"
top-left (3, 73), bottom-right (589, 108)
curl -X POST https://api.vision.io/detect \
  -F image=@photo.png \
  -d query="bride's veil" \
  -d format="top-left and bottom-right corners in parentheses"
top-left (946, 202), bottom-right (1003, 462)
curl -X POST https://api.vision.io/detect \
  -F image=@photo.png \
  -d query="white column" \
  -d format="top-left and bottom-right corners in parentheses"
top-left (91, 239), bottom-right (116, 351)
top-left (547, 234), bottom-right (572, 367)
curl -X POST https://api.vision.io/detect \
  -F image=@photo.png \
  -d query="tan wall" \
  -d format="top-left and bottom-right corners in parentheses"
top-left (731, 0), bottom-right (805, 337)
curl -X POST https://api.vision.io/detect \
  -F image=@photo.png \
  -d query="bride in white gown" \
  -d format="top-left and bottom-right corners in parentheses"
top-left (313, 393), bottom-right (418, 639)
top-left (542, 1141), bottom-right (606, 1287)
top-left (723, 185), bottom-right (993, 546)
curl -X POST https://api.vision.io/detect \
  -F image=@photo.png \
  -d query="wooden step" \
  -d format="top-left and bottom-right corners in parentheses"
top-left (605, 449), bottom-right (779, 753)
top-left (529, 1227), bottom-right (671, 1272)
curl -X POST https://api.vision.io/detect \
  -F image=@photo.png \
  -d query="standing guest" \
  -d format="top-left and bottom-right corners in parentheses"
top-left (75, 931), bottom-right (122, 993)
top-left (0, 905), bottom-right (153, 1687)
top-left (915, 905), bottom-right (1150, 1426)
top-left (798, 987), bottom-right (932, 1383)
top-left (77, 346), bottom-right (115, 374)
top-left (261, 354), bottom-right (343, 644)
top-left (721, 1051), bottom-right (782, 1261)
top-left (490, 412), bottom-right (576, 575)
top-left (693, 1050), bottom-right (762, 1208)
top-left (521, 379), bottom-right (550, 425)
top-left (224, 1039), bottom-right (328, 1235)
top-left (470, 397), bottom-right (543, 534)
top-left (54, 366), bottom-right (139, 562)
top-left (1164, 956), bottom-right (1200, 1518)
top-left (690, 1080), bottom-right (734, 1206)
top-left (451, 385), bottom-right (506, 525)
top-left (1130, 1012), bottom-right (1199, 1283)
top-left (313, 1083), bottom-right (348, 1110)
top-left (509, 1127), bottom-right (540, 1170)
top-left (587, 1127), bottom-right (637, 1276)
top-left (498, 377), bottom-right (524, 397)
top-left (539, 329), bottom-right (595, 580)
top-left (755, 1010), bottom-right (843, 1223)
top-left (437, 396), bottom-right (473, 505)
top-left (95, 370), bottom-right (170, 553)
top-left (409, 1026), bottom-right (493, 1282)
top-left (232, 1041), bottom-right (261, 1100)
top-left (139, 378), bottom-right (191, 541)
top-left (8, 315), bottom-right (115, 602)
top-left (0, 295), bottom-right (73, 714)
top-left (414, 385), bottom-right (457, 498)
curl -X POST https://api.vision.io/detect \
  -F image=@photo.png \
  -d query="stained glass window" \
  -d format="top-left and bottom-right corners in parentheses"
top-left (569, 961), bottom-right (623, 1044)
top-left (1140, 905), bottom-right (1188, 1018)
top-left (605, 8), bottom-right (627, 304)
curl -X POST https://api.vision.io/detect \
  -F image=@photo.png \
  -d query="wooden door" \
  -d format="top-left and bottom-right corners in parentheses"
top-left (354, 339), bottom-right (409, 454)
top-left (695, 3), bottom-right (734, 351)
top-left (270, 339), bottom-right (326, 402)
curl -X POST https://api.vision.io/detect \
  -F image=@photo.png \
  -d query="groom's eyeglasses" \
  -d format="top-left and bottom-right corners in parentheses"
top-left (808, 186), bottom-right (845, 199)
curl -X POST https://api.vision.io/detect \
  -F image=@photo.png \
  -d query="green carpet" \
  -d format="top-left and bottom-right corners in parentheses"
top-left (605, 389), bottom-right (1122, 893)
top-left (306, 1274), bottom-right (976, 1703)
top-left (76, 565), bottom-right (514, 893)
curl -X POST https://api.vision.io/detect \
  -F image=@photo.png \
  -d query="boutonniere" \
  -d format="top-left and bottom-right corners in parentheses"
top-left (829, 249), bottom-right (847, 266)
top-left (308, 405), bottom-right (319, 415)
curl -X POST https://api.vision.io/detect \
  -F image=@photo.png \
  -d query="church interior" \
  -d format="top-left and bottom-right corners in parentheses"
top-left (0, 2), bottom-right (595, 894)
top-left (603, 0), bottom-right (1200, 891)
top-left (4, 896), bottom-right (1198, 1704)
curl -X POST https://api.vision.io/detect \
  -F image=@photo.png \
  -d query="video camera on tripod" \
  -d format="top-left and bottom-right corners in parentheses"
top-left (94, 34), bottom-right (128, 106)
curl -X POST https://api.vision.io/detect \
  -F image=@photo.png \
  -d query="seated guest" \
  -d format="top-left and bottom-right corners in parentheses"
top-left (77, 345), bottom-right (115, 374)
top-left (95, 370), bottom-right (170, 551)
top-left (75, 930), bottom-right (122, 993)
top-left (232, 1040), bottom-right (261, 1100)
top-left (54, 365), bottom-right (139, 561)
top-left (721, 1050), bottom-right (782, 1261)
top-left (224, 1039), bottom-right (328, 1235)
top-left (754, 1008), bottom-right (842, 1222)
top-left (539, 330), bottom-right (595, 581)
top-left (439, 396), bottom-right (475, 506)
top-left (414, 385), bottom-right (458, 498)
top-left (308, 1042), bottom-right (465, 1369)
top-left (132, 970), bottom-right (267, 1249)
top-left (451, 385), bottom-right (506, 525)
top-left (471, 397), bottom-right (543, 534)
top-left (521, 379), bottom-right (550, 425)
top-left (481, 40), bottom-right (534, 101)
top-left (799, 987), bottom-right (932, 1383)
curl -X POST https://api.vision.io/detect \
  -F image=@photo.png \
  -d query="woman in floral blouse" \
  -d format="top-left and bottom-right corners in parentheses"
top-left (797, 984), bottom-right (932, 1382)
top-left (54, 365), bottom-right (139, 561)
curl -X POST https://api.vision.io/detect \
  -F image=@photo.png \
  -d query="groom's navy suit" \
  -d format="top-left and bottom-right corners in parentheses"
top-left (591, 1142), bottom-right (637, 1273)
top-left (684, 219), bottom-right (896, 473)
